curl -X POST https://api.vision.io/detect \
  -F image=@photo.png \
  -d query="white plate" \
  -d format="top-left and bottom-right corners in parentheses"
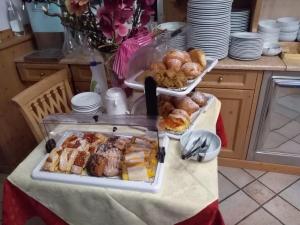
top-left (125, 58), bottom-right (218, 97)
top-left (71, 92), bottom-right (101, 108)
top-left (131, 94), bottom-right (215, 140)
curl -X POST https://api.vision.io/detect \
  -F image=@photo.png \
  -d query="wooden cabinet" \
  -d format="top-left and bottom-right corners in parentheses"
top-left (16, 63), bottom-right (69, 83)
top-left (198, 69), bottom-right (262, 159)
top-left (70, 65), bottom-right (92, 93)
top-left (199, 88), bottom-right (254, 159)
top-left (200, 70), bottom-right (257, 90)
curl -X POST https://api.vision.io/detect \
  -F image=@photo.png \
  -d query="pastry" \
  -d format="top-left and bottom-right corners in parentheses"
top-left (71, 150), bottom-right (90, 174)
top-left (42, 147), bottom-right (61, 172)
top-left (163, 109), bottom-right (190, 132)
top-left (163, 50), bottom-right (191, 64)
top-left (98, 147), bottom-right (122, 177)
top-left (87, 154), bottom-right (108, 177)
top-left (150, 62), bottom-right (166, 72)
top-left (181, 62), bottom-right (202, 80)
top-left (173, 96), bottom-right (200, 115)
top-left (159, 101), bottom-right (175, 117)
top-left (153, 70), bottom-right (187, 88)
top-left (188, 49), bottom-right (207, 68)
top-left (164, 58), bottom-right (183, 71)
top-left (59, 148), bottom-right (78, 172)
top-left (190, 91), bottom-right (208, 107)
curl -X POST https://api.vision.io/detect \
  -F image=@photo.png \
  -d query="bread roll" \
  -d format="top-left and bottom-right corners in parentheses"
top-left (163, 50), bottom-right (191, 64)
top-left (173, 96), bottom-right (200, 115)
top-left (150, 62), bottom-right (167, 72)
top-left (189, 49), bottom-right (207, 68)
top-left (181, 62), bottom-right (202, 80)
top-left (164, 58), bottom-right (182, 71)
top-left (191, 91), bottom-right (208, 107)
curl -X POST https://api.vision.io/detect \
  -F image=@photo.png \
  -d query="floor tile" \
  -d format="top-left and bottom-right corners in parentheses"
top-left (264, 196), bottom-right (300, 225)
top-left (276, 120), bottom-right (300, 139)
top-left (220, 190), bottom-right (259, 225)
top-left (280, 179), bottom-right (300, 210)
top-left (262, 131), bottom-right (288, 149)
top-left (258, 172), bottom-right (299, 193)
top-left (269, 112), bottom-right (292, 130)
top-left (244, 169), bottom-right (266, 178)
top-left (218, 166), bottom-right (254, 188)
top-left (243, 181), bottom-right (275, 204)
top-left (293, 133), bottom-right (300, 144)
top-left (237, 208), bottom-right (282, 225)
top-left (218, 173), bottom-right (238, 201)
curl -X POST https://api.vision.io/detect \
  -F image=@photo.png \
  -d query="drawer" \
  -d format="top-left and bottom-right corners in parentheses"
top-left (17, 63), bottom-right (69, 82)
top-left (198, 70), bottom-right (259, 90)
top-left (70, 65), bottom-right (92, 82)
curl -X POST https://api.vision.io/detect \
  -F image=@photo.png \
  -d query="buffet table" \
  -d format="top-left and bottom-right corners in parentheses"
top-left (3, 97), bottom-right (224, 225)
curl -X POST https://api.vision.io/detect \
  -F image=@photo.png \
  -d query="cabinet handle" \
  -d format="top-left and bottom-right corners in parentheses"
top-left (40, 72), bottom-right (46, 77)
top-left (218, 76), bottom-right (223, 82)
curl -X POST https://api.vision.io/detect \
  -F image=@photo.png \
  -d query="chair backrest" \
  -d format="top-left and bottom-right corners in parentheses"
top-left (12, 69), bottom-right (73, 142)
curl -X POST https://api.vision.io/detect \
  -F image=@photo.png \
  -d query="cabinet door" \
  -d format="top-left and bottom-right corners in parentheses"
top-left (198, 88), bottom-right (254, 159)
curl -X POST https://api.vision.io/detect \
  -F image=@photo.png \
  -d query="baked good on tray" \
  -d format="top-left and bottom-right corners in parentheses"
top-left (158, 91), bottom-right (208, 133)
top-left (138, 48), bottom-right (207, 89)
top-left (42, 132), bottom-right (159, 182)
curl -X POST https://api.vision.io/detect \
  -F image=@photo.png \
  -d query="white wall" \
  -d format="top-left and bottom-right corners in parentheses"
top-left (0, 0), bottom-right (28, 31)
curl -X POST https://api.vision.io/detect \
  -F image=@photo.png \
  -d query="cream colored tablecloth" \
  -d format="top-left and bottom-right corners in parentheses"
top-left (8, 98), bottom-right (221, 225)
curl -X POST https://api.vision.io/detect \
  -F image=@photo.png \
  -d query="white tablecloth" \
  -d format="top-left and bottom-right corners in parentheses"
top-left (8, 98), bottom-right (221, 225)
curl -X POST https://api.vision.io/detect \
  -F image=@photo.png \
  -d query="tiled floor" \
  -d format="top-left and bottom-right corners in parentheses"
top-left (1, 168), bottom-right (300, 225)
top-left (219, 166), bottom-right (300, 225)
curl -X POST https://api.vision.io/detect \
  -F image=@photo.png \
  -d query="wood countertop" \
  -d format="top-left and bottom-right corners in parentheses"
top-left (215, 56), bottom-right (286, 71)
top-left (16, 51), bottom-right (297, 72)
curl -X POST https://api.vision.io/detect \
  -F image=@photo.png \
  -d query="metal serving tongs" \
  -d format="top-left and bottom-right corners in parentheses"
top-left (181, 136), bottom-right (210, 161)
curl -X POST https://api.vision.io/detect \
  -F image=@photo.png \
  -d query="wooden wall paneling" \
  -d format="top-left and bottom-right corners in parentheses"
top-left (250, 0), bottom-right (263, 32)
top-left (260, 0), bottom-right (300, 20)
top-left (163, 0), bottom-right (187, 22)
top-left (219, 157), bottom-right (300, 175)
top-left (0, 35), bottom-right (36, 173)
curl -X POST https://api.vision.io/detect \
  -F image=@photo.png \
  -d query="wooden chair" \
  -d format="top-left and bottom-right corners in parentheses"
top-left (12, 69), bottom-right (73, 143)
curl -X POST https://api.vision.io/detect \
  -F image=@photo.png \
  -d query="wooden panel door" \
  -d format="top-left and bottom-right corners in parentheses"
top-left (198, 88), bottom-right (254, 159)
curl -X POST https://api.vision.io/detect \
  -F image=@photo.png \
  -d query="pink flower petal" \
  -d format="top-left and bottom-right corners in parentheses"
top-left (116, 24), bottom-right (129, 37)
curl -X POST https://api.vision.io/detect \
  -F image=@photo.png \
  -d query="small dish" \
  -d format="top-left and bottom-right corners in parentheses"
top-left (258, 20), bottom-right (280, 33)
top-left (279, 31), bottom-right (298, 41)
top-left (262, 42), bottom-right (282, 56)
top-left (277, 17), bottom-right (299, 27)
top-left (180, 130), bottom-right (221, 162)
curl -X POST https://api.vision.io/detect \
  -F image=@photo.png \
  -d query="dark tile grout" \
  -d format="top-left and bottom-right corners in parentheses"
top-left (218, 168), bottom-right (300, 225)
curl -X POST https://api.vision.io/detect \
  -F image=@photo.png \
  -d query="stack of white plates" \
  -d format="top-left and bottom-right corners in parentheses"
top-left (187, 0), bottom-right (232, 59)
top-left (71, 92), bottom-right (102, 114)
top-left (231, 9), bottom-right (250, 33)
top-left (229, 32), bottom-right (263, 60)
top-left (277, 17), bottom-right (299, 42)
top-left (157, 22), bottom-right (186, 50)
top-left (258, 20), bottom-right (280, 45)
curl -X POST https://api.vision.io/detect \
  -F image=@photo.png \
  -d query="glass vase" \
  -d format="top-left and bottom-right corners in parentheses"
top-left (62, 27), bottom-right (78, 56)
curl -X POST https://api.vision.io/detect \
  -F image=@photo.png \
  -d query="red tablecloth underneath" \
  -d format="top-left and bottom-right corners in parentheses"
top-left (2, 180), bottom-right (224, 225)
top-left (2, 115), bottom-right (227, 225)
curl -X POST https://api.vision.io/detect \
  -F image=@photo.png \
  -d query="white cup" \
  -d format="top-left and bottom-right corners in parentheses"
top-left (104, 88), bottom-right (129, 115)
